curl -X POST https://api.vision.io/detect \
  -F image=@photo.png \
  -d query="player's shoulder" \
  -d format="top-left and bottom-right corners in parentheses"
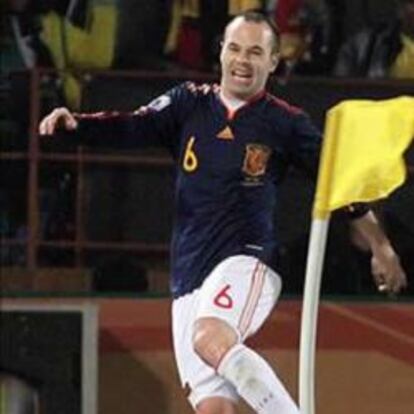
top-left (165, 82), bottom-right (219, 111)
top-left (264, 92), bottom-right (304, 117)
top-left (165, 82), bottom-right (218, 106)
top-left (178, 81), bottom-right (219, 97)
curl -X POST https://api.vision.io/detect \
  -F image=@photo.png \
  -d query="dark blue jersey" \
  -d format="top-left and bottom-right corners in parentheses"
top-left (75, 82), bottom-right (324, 298)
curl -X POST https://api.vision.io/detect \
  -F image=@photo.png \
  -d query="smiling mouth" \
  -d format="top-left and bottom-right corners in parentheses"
top-left (231, 70), bottom-right (253, 83)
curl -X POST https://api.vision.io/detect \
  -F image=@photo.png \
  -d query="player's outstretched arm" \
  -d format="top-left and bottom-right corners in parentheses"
top-left (349, 210), bottom-right (407, 295)
top-left (39, 107), bottom-right (78, 136)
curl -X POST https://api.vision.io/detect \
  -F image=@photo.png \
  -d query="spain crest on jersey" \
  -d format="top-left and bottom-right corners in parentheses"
top-left (242, 144), bottom-right (272, 177)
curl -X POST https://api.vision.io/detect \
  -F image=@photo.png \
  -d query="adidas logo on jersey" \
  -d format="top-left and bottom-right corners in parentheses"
top-left (217, 126), bottom-right (234, 140)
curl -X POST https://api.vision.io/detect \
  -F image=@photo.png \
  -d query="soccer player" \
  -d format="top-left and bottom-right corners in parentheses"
top-left (39, 11), bottom-right (407, 414)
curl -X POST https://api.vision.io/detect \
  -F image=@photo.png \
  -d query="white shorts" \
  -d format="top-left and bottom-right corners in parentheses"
top-left (172, 255), bottom-right (282, 408)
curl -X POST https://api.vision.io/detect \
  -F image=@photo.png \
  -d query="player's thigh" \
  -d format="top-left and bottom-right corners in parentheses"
top-left (172, 291), bottom-right (239, 409)
top-left (196, 255), bottom-right (282, 341)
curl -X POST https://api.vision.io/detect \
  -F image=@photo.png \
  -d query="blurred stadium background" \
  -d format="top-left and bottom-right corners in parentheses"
top-left (1, 1), bottom-right (413, 413)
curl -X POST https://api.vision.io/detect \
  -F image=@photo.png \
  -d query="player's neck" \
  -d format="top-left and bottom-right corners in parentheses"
top-left (219, 90), bottom-right (247, 111)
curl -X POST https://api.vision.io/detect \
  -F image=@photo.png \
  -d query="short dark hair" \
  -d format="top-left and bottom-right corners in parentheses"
top-left (226, 10), bottom-right (280, 53)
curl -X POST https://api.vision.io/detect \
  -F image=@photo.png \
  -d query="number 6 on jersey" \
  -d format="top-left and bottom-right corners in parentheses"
top-left (183, 136), bottom-right (198, 172)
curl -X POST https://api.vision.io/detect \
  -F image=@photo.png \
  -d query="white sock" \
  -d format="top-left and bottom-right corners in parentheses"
top-left (217, 343), bottom-right (300, 414)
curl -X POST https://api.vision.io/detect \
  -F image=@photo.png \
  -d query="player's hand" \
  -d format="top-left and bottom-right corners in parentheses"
top-left (371, 244), bottom-right (407, 295)
top-left (38, 107), bottom-right (78, 135)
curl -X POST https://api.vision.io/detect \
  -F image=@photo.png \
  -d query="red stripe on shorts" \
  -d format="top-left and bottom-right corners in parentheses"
top-left (238, 262), bottom-right (266, 337)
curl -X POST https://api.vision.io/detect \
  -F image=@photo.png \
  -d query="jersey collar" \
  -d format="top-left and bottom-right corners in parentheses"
top-left (218, 88), bottom-right (266, 121)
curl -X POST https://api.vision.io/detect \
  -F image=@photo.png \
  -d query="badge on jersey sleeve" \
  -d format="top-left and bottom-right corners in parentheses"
top-left (133, 95), bottom-right (171, 116)
top-left (242, 143), bottom-right (272, 177)
top-left (147, 95), bottom-right (171, 111)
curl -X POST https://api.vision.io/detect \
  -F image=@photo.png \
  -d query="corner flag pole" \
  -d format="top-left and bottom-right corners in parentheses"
top-left (299, 217), bottom-right (330, 414)
top-left (297, 96), bottom-right (414, 414)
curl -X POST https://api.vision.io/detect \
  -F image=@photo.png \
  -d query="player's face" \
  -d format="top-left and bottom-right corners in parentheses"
top-left (220, 18), bottom-right (279, 100)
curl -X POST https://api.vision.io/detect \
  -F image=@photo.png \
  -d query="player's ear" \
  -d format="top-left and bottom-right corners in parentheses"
top-left (269, 53), bottom-right (280, 73)
top-left (219, 40), bottom-right (226, 63)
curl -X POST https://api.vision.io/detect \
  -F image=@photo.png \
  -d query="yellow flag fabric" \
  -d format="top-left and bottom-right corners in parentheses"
top-left (313, 96), bottom-right (414, 219)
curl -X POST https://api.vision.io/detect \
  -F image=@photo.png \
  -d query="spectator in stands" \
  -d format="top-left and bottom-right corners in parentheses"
top-left (2, 0), bottom-right (54, 70)
top-left (271, 0), bottom-right (339, 77)
top-left (333, 0), bottom-right (414, 78)
top-left (165, 0), bottom-right (262, 71)
top-left (2, 0), bottom-right (117, 109)
top-left (164, 0), bottom-right (208, 70)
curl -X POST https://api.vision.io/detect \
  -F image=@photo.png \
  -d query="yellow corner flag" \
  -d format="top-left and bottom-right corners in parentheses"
top-left (313, 96), bottom-right (414, 219)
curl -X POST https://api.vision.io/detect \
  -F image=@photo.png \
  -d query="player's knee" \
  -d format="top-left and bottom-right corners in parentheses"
top-left (196, 396), bottom-right (237, 414)
top-left (192, 317), bottom-right (238, 369)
